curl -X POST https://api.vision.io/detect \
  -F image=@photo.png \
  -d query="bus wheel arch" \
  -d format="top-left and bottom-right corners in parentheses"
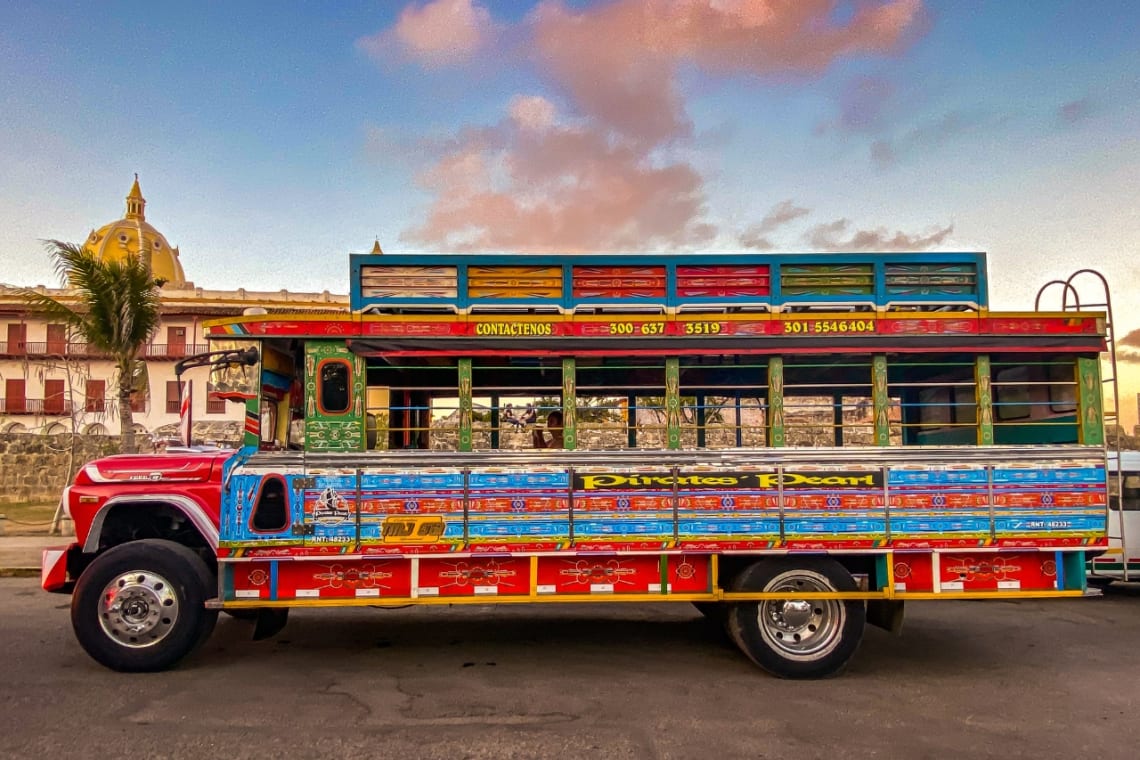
top-left (725, 557), bottom-right (866, 679)
top-left (87, 500), bottom-right (216, 567)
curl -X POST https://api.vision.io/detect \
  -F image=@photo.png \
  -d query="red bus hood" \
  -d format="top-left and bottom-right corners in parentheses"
top-left (78, 451), bottom-right (232, 485)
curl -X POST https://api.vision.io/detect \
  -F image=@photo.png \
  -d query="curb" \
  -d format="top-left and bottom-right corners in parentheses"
top-left (0, 568), bottom-right (40, 578)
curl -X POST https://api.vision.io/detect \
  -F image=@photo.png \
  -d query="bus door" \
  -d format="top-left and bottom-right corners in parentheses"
top-left (295, 340), bottom-right (367, 548)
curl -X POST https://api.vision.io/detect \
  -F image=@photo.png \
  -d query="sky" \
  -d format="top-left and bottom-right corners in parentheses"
top-left (1, 0), bottom-right (1139, 426)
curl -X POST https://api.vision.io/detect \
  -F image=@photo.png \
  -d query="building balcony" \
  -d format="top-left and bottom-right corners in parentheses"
top-left (141, 343), bottom-right (211, 359)
top-left (0, 397), bottom-right (75, 416)
top-left (0, 342), bottom-right (212, 359)
top-left (0, 341), bottom-right (68, 357)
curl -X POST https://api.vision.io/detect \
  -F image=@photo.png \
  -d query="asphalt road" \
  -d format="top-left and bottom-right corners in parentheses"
top-left (2, 578), bottom-right (1139, 760)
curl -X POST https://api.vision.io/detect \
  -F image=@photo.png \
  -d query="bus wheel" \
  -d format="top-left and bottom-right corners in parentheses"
top-left (71, 539), bottom-right (218, 672)
top-left (726, 558), bottom-right (865, 679)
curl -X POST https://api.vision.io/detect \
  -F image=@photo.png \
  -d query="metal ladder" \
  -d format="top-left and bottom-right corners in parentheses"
top-left (1035, 270), bottom-right (1126, 580)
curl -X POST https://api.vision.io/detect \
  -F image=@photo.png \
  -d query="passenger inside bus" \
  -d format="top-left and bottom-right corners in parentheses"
top-left (532, 410), bottom-right (564, 449)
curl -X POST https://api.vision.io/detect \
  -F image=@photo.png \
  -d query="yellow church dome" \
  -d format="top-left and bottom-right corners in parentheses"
top-left (83, 176), bottom-right (187, 287)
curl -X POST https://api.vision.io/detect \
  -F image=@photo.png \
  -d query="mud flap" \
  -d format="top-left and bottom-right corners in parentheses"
top-left (252, 608), bottom-right (290, 641)
top-left (866, 600), bottom-right (904, 634)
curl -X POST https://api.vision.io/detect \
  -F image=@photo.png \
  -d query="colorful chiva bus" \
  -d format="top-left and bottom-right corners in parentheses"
top-left (92, 252), bottom-right (1118, 677)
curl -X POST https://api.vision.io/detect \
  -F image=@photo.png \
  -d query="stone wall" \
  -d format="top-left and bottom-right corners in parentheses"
top-left (0, 434), bottom-right (121, 504)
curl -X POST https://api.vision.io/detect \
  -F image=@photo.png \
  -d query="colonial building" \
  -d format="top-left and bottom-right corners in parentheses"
top-left (0, 178), bottom-right (349, 445)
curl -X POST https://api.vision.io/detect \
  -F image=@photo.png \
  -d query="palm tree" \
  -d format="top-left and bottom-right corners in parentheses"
top-left (23, 240), bottom-right (161, 453)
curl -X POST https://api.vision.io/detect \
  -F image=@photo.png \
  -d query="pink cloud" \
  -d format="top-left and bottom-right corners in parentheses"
top-left (532, 0), bottom-right (924, 144)
top-left (375, 1), bottom-right (928, 252)
top-left (806, 218), bottom-right (954, 251)
top-left (402, 108), bottom-right (716, 251)
top-left (358, 0), bottom-right (496, 67)
top-left (741, 199), bottom-right (811, 249)
top-left (1120, 328), bottom-right (1140, 352)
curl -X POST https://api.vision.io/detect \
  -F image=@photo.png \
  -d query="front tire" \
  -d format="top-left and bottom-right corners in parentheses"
top-left (71, 539), bottom-right (218, 672)
top-left (726, 558), bottom-right (865, 679)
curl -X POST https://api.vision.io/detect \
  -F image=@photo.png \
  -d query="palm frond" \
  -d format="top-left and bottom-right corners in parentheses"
top-left (18, 289), bottom-right (85, 331)
top-left (34, 239), bottom-right (162, 357)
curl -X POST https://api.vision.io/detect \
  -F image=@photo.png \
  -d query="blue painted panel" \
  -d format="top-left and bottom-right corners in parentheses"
top-left (889, 470), bottom-right (988, 485)
top-left (784, 518), bottom-right (888, 535)
top-left (890, 517), bottom-right (992, 534)
top-left (677, 519), bottom-right (781, 536)
top-left (468, 471), bottom-right (570, 489)
top-left (991, 466), bottom-right (1104, 484)
top-left (574, 518), bottom-right (674, 537)
top-left (466, 519), bottom-right (571, 538)
top-left (361, 472), bottom-right (465, 490)
top-left (994, 516), bottom-right (1106, 534)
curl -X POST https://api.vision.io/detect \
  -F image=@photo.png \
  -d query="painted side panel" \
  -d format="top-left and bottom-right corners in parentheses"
top-left (218, 455), bottom-right (1107, 554)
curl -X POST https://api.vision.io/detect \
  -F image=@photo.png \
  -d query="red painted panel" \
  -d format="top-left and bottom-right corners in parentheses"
top-left (417, 557), bottom-right (531, 597)
top-left (361, 320), bottom-right (464, 337)
top-left (359, 496), bottom-right (463, 515)
top-left (676, 265), bottom-right (770, 298)
top-left (892, 554), bottom-right (935, 592)
top-left (891, 538), bottom-right (990, 550)
top-left (878, 318), bottom-right (979, 336)
top-left (893, 551), bottom-right (1060, 593)
top-left (535, 555), bottom-right (663, 594)
top-left (675, 539), bottom-right (780, 551)
top-left (466, 540), bottom-right (569, 553)
top-left (360, 543), bottom-right (462, 555)
top-left (231, 561), bottom-right (272, 600)
top-left (939, 552), bottom-right (1057, 591)
top-left (572, 266), bottom-right (667, 298)
top-left (667, 555), bottom-right (712, 593)
top-left (276, 559), bottom-right (414, 599)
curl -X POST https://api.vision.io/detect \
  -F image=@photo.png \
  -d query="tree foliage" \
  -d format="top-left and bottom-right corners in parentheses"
top-left (22, 240), bottom-right (161, 453)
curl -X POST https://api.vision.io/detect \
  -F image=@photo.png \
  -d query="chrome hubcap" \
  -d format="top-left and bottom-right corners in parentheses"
top-left (99, 570), bottom-right (180, 648)
top-left (757, 570), bottom-right (845, 661)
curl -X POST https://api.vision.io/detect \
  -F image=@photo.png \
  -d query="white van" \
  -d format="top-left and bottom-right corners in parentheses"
top-left (1088, 450), bottom-right (1140, 583)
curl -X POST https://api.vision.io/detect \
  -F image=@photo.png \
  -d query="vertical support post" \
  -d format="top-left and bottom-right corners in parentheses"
top-left (665, 357), bottom-right (681, 449)
top-left (872, 354), bottom-right (891, 446)
top-left (243, 397), bottom-right (260, 448)
top-left (626, 393), bottom-right (636, 449)
top-left (696, 393), bottom-right (706, 449)
top-left (1076, 357), bottom-right (1104, 445)
top-left (768, 356), bottom-right (785, 447)
top-left (458, 358), bottom-right (472, 452)
top-left (562, 357), bottom-right (577, 450)
top-left (735, 391), bottom-right (743, 448)
top-left (353, 469), bottom-right (362, 552)
top-left (489, 393), bottom-right (500, 450)
top-left (832, 394), bottom-right (844, 447)
top-left (975, 355), bottom-right (994, 445)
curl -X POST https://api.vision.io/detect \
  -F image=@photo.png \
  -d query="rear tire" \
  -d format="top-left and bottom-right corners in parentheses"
top-left (726, 558), bottom-right (865, 679)
top-left (71, 539), bottom-right (218, 672)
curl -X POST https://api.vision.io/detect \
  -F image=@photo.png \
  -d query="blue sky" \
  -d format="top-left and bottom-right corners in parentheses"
top-left (2, 1), bottom-right (1139, 420)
